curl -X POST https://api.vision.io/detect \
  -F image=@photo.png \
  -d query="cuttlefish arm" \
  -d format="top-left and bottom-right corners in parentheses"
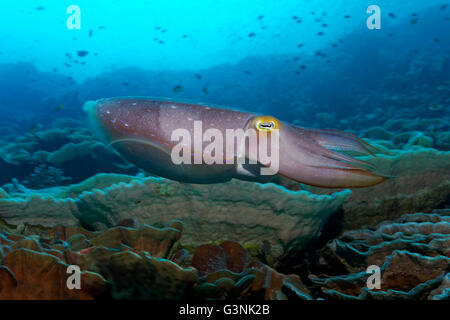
top-left (273, 124), bottom-right (386, 188)
top-left (292, 127), bottom-right (381, 156)
top-left (84, 97), bottom-right (388, 188)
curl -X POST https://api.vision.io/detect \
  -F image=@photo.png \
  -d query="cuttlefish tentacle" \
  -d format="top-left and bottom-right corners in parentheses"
top-left (292, 127), bottom-right (378, 156)
top-left (288, 127), bottom-right (377, 170)
top-left (84, 97), bottom-right (388, 188)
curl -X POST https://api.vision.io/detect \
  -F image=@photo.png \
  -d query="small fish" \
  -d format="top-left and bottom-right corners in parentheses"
top-left (248, 32), bottom-right (256, 37)
top-left (202, 86), bottom-right (208, 94)
top-left (433, 37), bottom-right (440, 42)
top-left (388, 13), bottom-right (396, 18)
top-left (317, 31), bottom-right (324, 36)
top-left (315, 51), bottom-right (327, 57)
top-left (159, 40), bottom-right (165, 44)
top-left (322, 23), bottom-right (328, 27)
top-left (89, 30), bottom-right (93, 37)
top-left (292, 16), bottom-right (298, 20)
top-left (299, 65), bottom-right (307, 70)
top-left (173, 85), bottom-right (183, 93)
top-left (257, 15), bottom-right (264, 20)
top-left (244, 70), bottom-right (251, 75)
top-left (182, 34), bottom-right (188, 38)
top-left (297, 43), bottom-right (304, 48)
top-left (344, 14), bottom-right (351, 19)
top-left (194, 73), bottom-right (202, 80)
top-left (410, 18), bottom-right (419, 24)
top-left (77, 50), bottom-right (89, 57)
top-left (56, 104), bottom-right (65, 111)
top-left (98, 26), bottom-right (105, 30)
top-left (36, 6), bottom-right (45, 11)
top-left (440, 4), bottom-right (448, 10)
top-left (123, 81), bottom-right (130, 86)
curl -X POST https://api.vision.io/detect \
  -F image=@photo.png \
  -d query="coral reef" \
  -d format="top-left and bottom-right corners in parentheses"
top-left (307, 209), bottom-right (450, 300)
top-left (0, 174), bottom-right (351, 266)
top-left (0, 220), bottom-right (312, 300)
top-left (294, 148), bottom-right (450, 231)
top-left (340, 148), bottom-right (450, 230)
top-left (21, 164), bottom-right (71, 189)
top-left (0, 249), bottom-right (107, 300)
top-left (2, 209), bottom-right (447, 300)
top-left (0, 122), bottom-right (138, 187)
top-left (363, 118), bottom-right (450, 151)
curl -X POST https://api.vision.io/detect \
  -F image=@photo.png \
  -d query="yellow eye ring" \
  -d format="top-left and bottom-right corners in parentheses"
top-left (253, 116), bottom-right (281, 131)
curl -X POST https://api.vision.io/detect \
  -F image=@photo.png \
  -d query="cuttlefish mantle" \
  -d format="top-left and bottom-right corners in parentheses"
top-left (84, 97), bottom-right (388, 188)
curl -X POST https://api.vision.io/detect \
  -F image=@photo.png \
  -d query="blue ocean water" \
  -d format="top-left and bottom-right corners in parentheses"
top-left (0, 0), bottom-right (449, 302)
top-left (0, 0), bottom-right (448, 128)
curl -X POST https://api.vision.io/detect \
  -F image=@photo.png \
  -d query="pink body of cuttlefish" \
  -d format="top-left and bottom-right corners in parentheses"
top-left (84, 97), bottom-right (387, 188)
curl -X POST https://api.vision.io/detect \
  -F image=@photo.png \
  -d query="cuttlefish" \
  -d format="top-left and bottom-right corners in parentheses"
top-left (84, 97), bottom-right (387, 188)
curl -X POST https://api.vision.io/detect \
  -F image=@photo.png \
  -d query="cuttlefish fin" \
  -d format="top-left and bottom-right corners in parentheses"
top-left (108, 137), bottom-right (172, 155)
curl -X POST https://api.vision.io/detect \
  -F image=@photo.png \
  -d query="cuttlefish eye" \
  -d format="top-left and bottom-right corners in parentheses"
top-left (257, 121), bottom-right (275, 130)
top-left (253, 116), bottom-right (282, 131)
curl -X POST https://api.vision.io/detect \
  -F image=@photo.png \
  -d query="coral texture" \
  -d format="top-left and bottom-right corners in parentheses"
top-left (0, 174), bottom-right (351, 265)
top-left (308, 209), bottom-right (450, 300)
top-left (0, 220), bottom-right (311, 300)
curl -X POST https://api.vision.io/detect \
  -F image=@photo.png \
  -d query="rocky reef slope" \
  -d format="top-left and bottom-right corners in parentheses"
top-left (1, 209), bottom-right (448, 300)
